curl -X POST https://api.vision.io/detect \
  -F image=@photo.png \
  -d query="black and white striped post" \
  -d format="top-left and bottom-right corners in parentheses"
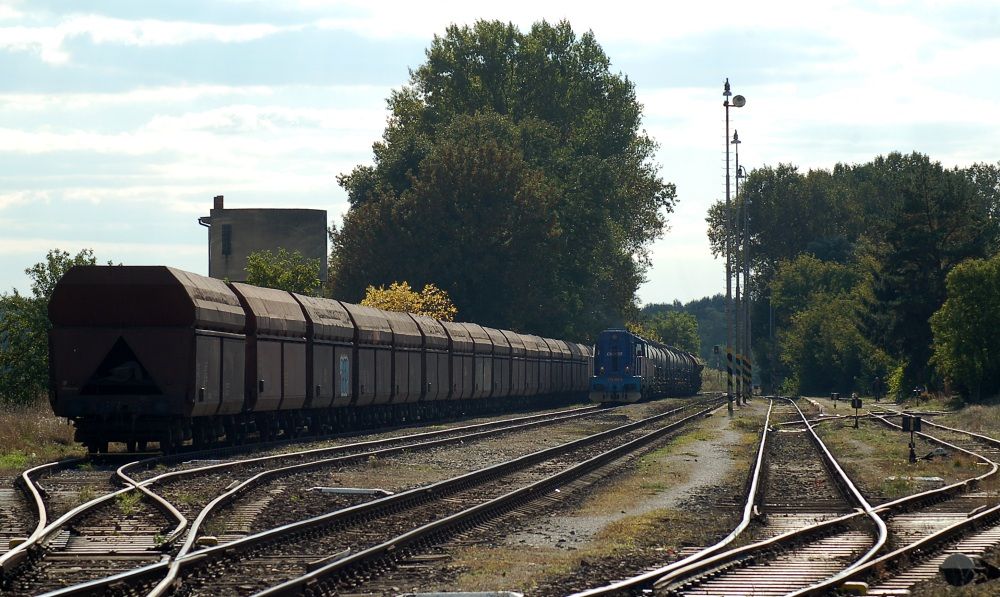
top-left (723, 78), bottom-right (746, 412)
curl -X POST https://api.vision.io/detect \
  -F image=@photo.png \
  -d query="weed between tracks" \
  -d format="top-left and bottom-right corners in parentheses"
top-left (816, 418), bottom-right (986, 501)
top-left (450, 508), bottom-right (714, 591)
top-left (116, 490), bottom-right (143, 515)
top-left (444, 403), bottom-right (767, 594)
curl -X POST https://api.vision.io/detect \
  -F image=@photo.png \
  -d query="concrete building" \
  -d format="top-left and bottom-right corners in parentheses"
top-left (198, 196), bottom-right (328, 282)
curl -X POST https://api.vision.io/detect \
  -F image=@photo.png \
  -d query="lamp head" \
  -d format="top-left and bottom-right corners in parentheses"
top-left (723, 78), bottom-right (732, 97)
top-left (731, 130), bottom-right (741, 144)
top-left (733, 95), bottom-right (746, 108)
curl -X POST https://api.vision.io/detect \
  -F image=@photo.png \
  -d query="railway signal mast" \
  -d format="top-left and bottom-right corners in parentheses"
top-left (723, 78), bottom-right (746, 410)
top-left (733, 131), bottom-right (750, 404)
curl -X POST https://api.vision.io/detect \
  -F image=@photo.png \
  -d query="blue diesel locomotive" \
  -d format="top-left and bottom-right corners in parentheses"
top-left (588, 328), bottom-right (702, 403)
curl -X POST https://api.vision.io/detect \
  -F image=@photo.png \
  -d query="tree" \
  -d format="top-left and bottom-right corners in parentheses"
top-left (649, 311), bottom-right (700, 354)
top-left (643, 295), bottom-right (725, 363)
top-left (770, 254), bottom-right (860, 316)
top-left (361, 281), bottom-right (458, 321)
top-left (859, 153), bottom-right (994, 389)
top-left (780, 294), bottom-right (889, 395)
top-left (332, 20), bottom-right (675, 339)
top-left (930, 253), bottom-right (1000, 400)
top-left (0, 249), bottom-right (99, 405)
top-left (625, 320), bottom-right (660, 343)
top-left (707, 164), bottom-right (861, 292)
top-left (771, 253), bottom-right (890, 395)
top-left (245, 248), bottom-right (322, 296)
top-left (705, 153), bottom-right (1000, 394)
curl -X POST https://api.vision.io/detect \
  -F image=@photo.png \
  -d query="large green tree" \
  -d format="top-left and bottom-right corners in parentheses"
top-left (332, 20), bottom-right (675, 339)
top-left (771, 254), bottom-right (889, 395)
top-left (930, 253), bottom-right (1000, 400)
top-left (0, 249), bottom-right (99, 405)
top-left (706, 153), bottom-right (999, 393)
top-left (859, 153), bottom-right (994, 389)
top-left (649, 311), bottom-right (700, 354)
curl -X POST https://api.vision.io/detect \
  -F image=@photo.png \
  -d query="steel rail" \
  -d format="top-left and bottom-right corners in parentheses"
top-left (31, 403), bottom-right (636, 596)
top-left (140, 401), bottom-right (718, 597)
top-left (786, 396), bottom-right (889, 596)
top-left (652, 404), bottom-right (999, 596)
top-left (7, 404), bottom-right (604, 592)
top-left (0, 457), bottom-right (86, 575)
top-left (827, 501), bottom-right (1000, 589)
top-left (794, 412), bottom-right (1000, 595)
top-left (115, 461), bottom-right (189, 546)
top-left (564, 399), bottom-right (775, 597)
top-left (251, 404), bottom-right (721, 596)
top-left (650, 397), bottom-right (887, 595)
top-left (113, 405), bottom-right (606, 549)
top-left (2, 457), bottom-right (85, 562)
top-left (140, 402), bottom-right (637, 597)
top-left (116, 404), bottom-right (604, 483)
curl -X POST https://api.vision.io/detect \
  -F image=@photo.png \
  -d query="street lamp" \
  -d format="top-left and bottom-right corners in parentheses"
top-left (723, 78), bottom-right (746, 410)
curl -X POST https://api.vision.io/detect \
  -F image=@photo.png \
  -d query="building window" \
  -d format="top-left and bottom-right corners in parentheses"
top-left (221, 224), bottom-right (232, 256)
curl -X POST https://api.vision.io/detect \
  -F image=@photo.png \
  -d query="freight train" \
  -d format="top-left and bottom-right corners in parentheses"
top-left (48, 266), bottom-right (594, 453)
top-left (588, 328), bottom-right (702, 403)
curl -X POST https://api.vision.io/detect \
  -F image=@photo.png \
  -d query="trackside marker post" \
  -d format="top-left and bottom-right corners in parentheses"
top-left (902, 414), bottom-right (922, 463)
top-left (851, 395), bottom-right (862, 428)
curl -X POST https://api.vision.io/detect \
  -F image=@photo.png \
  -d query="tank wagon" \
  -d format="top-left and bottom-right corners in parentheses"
top-left (48, 266), bottom-right (593, 453)
top-left (588, 328), bottom-right (702, 403)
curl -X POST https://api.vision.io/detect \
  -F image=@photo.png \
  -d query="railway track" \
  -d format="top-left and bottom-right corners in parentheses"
top-left (562, 399), bottom-right (774, 597)
top-left (24, 396), bottom-right (1000, 596)
top-left (3, 402), bottom-right (672, 595)
top-left (649, 398), bottom-right (884, 597)
top-left (45, 399), bottom-right (718, 596)
top-left (243, 400), bottom-right (723, 597)
top-left (813, 410), bottom-right (1000, 595)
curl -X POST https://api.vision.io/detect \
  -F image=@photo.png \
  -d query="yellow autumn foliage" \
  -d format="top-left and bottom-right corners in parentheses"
top-left (361, 281), bottom-right (458, 322)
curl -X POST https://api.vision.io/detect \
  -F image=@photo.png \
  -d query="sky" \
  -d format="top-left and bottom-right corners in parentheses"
top-left (1, 0), bottom-right (998, 306)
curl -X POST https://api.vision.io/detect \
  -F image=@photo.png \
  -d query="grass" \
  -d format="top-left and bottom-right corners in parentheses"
top-left (0, 396), bottom-right (83, 470)
top-left (116, 490), bottom-right (143, 515)
top-left (939, 403), bottom-right (1000, 435)
top-left (816, 418), bottom-right (976, 500)
top-left (447, 403), bottom-right (767, 592)
top-left (77, 485), bottom-right (96, 504)
top-left (701, 368), bottom-right (728, 393)
top-left (449, 507), bottom-right (721, 593)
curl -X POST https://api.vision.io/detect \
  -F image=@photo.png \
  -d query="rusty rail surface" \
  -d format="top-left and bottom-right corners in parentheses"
top-left (649, 402), bottom-right (998, 597)
top-left (647, 397), bottom-right (886, 596)
top-left (794, 411), bottom-right (1000, 595)
top-left (27, 403), bottom-right (617, 595)
top-left (565, 399), bottom-right (775, 597)
top-left (251, 402), bottom-right (722, 596)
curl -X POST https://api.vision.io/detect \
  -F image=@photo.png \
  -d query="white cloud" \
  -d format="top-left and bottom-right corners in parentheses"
top-left (142, 104), bottom-right (385, 135)
top-left (0, 190), bottom-right (49, 210)
top-left (0, 237), bottom-right (204, 258)
top-left (0, 4), bottom-right (21, 21)
top-left (0, 14), bottom-right (292, 64)
top-left (0, 85), bottom-right (277, 111)
top-left (304, 0), bottom-right (853, 43)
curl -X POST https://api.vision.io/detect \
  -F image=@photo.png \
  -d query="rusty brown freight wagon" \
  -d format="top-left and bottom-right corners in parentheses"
top-left (48, 265), bottom-right (593, 453)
